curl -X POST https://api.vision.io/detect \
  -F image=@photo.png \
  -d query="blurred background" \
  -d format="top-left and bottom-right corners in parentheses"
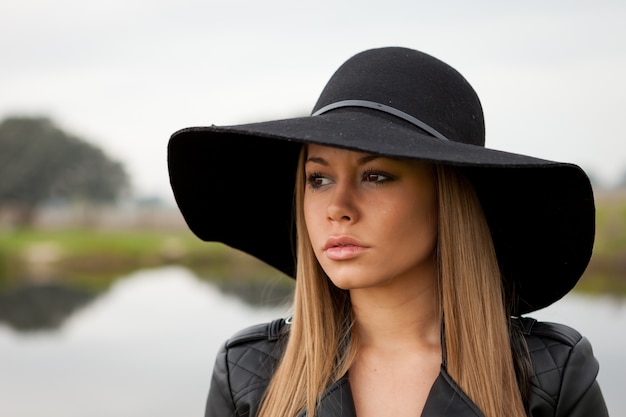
top-left (1, 0), bottom-right (625, 416)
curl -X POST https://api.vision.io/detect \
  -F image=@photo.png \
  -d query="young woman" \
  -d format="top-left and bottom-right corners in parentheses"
top-left (168, 47), bottom-right (609, 417)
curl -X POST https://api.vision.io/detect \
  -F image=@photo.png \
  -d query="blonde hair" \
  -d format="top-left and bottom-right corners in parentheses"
top-left (436, 165), bottom-right (526, 417)
top-left (257, 152), bottom-right (526, 417)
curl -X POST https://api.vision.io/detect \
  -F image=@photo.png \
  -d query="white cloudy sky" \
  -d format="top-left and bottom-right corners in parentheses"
top-left (2, 0), bottom-right (625, 200)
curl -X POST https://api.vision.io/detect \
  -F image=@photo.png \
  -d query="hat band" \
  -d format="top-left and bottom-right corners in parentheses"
top-left (312, 99), bottom-right (449, 141)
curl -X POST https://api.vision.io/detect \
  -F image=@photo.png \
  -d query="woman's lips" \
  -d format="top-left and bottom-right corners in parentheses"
top-left (324, 236), bottom-right (368, 260)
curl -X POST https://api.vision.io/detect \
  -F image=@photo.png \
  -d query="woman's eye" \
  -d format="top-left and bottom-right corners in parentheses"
top-left (362, 171), bottom-right (390, 183)
top-left (306, 174), bottom-right (332, 189)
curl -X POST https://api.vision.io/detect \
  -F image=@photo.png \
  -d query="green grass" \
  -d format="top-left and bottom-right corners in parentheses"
top-left (595, 207), bottom-right (626, 253)
top-left (0, 228), bottom-right (202, 256)
top-left (0, 227), bottom-right (294, 294)
top-left (0, 228), bottom-right (218, 288)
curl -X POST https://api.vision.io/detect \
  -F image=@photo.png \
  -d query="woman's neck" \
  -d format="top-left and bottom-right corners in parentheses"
top-left (348, 272), bottom-right (442, 417)
top-left (350, 273), bottom-right (440, 353)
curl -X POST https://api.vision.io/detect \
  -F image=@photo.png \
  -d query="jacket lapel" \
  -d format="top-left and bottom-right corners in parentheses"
top-left (421, 367), bottom-right (485, 416)
top-left (299, 376), bottom-right (357, 417)
top-left (311, 367), bottom-right (484, 417)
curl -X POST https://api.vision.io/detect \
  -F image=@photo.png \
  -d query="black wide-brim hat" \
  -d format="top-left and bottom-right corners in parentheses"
top-left (168, 47), bottom-right (595, 315)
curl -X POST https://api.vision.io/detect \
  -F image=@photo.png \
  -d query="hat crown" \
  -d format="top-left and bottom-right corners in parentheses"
top-left (313, 47), bottom-right (485, 146)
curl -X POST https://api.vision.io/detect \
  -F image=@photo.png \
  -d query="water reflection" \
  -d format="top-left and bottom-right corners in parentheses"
top-left (0, 267), bottom-right (289, 417)
top-left (0, 266), bottom-right (623, 417)
top-left (0, 283), bottom-right (96, 331)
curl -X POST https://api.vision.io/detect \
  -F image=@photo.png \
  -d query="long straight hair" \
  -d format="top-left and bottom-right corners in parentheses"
top-left (436, 166), bottom-right (527, 417)
top-left (257, 151), bottom-right (527, 417)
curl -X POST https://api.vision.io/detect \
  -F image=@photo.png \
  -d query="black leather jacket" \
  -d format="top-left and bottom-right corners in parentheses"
top-left (205, 317), bottom-right (608, 417)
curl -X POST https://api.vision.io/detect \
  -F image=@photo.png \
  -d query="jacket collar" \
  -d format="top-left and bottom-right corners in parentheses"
top-left (305, 366), bottom-right (484, 417)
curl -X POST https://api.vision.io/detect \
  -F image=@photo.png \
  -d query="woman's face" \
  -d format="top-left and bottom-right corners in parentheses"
top-left (303, 144), bottom-right (438, 291)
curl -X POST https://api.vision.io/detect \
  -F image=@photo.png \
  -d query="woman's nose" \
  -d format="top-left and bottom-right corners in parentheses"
top-left (327, 182), bottom-right (359, 223)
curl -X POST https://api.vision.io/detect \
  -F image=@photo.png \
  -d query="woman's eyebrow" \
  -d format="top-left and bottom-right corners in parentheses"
top-left (305, 156), bottom-right (328, 166)
top-left (305, 155), bottom-right (382, 166)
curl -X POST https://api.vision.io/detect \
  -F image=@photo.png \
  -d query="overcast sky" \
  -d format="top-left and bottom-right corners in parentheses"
top-left (2, 0), bottom-right (625, 200)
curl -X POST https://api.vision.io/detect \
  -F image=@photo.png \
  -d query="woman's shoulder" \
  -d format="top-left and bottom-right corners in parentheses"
top-left (206, 318), bottom-right (291, 417)
top-left (515, 316), bottom-right (595, 382)
top-left (515, 316), bottom-right (583, 346)
top-left (217, 317), bottom-right (290, 378)
top-left (224, 317), bottom-right (290, 348)
top-left (514, 317), bottom-right (608, 416)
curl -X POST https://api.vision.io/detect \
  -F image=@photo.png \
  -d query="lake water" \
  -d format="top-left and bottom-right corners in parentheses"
top-left (0, 266), bottom-right (623, 416)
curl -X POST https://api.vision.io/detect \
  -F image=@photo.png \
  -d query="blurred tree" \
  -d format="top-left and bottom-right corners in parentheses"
top-left (0, 117), bottom-right (129, 225)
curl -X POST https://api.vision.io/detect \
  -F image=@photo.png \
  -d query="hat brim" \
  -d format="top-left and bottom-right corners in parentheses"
top-left (168, 109), bottom-right (595, 315)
